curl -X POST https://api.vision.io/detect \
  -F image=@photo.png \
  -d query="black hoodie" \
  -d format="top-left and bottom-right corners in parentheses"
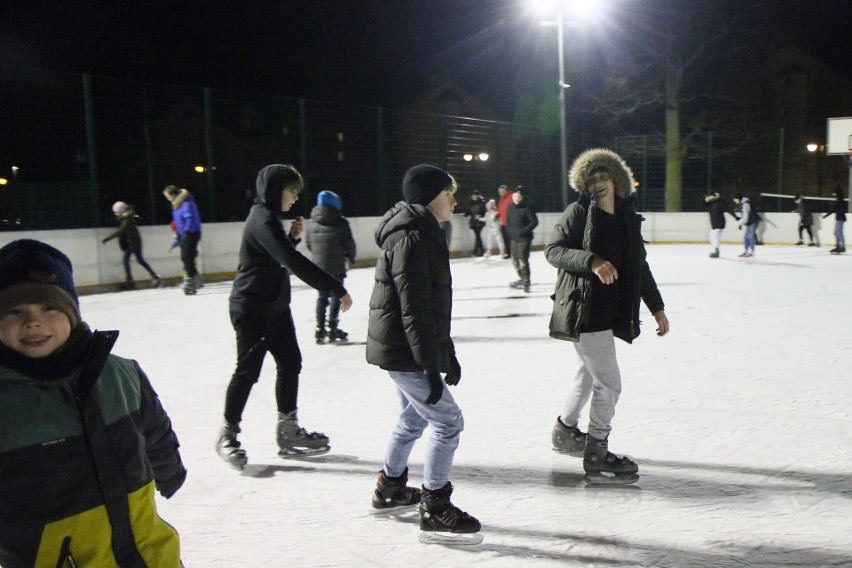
top-left (229, 166), bottom-right (347, 313)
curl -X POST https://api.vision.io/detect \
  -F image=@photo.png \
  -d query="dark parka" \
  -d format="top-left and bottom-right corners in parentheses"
top-left (366, 202), bottom-right (455, 373)
top-left (103, 209), bottom-right (143, 253)
top-left (505, 200), bottom-right (538, 240)
top-left (704, 193), bottom-right (731, 230)
top-left (229, 166), bottom-right (347, 314)
top-left (305, 205), bottom-right (356, 278)
top-left (545, 148), bottom-right (665, 344)
top-left (0, 330), bottom-right (186, 567)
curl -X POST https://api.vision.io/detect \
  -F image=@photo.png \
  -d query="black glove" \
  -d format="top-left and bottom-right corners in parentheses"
top-left (444, 354), bottom-right (462, 386)
top-left (425, 371), bottom-right (444, 405)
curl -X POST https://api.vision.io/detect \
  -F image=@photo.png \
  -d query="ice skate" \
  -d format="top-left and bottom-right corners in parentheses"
top-left (181, 278), bottom-right (197, 295)
top-left (276, 411), bottom-right (330, 458)
top-left (709, 249), bottom-right (719, 258)
top-left (314, 323), bottom-right (327, 345)
top-left (370, 467), bottom-right (421, 514)
top-left (152, 275), bottom-right (163, 288)
top-left (326, 319), bottom-right (349, 344)
top-left (807, 242), bottom-right (818, 247)
top-left (216, 422), bottom-right (248, 470)
top-left (523, 281), bottom-right (531, 293)
top-left (191, 274), bottom-right (204, 289)
top-left (551, 417), bottom-right (586, 457)
top-left (508, 280), bottom-right (523, 289)
top-left (795, 240), bottom-right (803, 246)
top-left (419, 482), bottom-right (481, 541)
top-left (583, 435), bottom-right (639, 486)
top-left (118, 280), bottom-right (135, 291)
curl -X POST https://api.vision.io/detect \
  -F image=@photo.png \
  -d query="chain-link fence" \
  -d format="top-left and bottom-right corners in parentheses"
top-left (1, 67), bottom-right (847, 230)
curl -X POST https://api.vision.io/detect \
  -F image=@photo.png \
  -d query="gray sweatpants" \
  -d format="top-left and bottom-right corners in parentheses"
top-left (560, 330), bottom-right (622, 440)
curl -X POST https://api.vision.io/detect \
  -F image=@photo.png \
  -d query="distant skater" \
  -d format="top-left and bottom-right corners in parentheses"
top-left (102, 201), bottom-right (161, 289)
top-left (792, 194), bottom-right (817, 246)
top-left (822, 187), bottom-right (846, 254)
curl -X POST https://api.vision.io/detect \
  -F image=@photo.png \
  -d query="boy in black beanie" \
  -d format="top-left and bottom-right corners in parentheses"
top-left (366, 164), bottom-right (481, 542)
top-left (0, 239), bottom-right (186, 567)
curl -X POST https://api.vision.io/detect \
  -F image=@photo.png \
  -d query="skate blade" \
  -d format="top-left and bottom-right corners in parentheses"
top-left (217, 453), bottom-right (247, 471)
top-left (368, 502), bottom-right (420, 516)
top-left (584, 472), bottom-right (639, 486)
top-left (418, 532), bottom-right (483, 545)
top-left (552, 447), bottom-right (584, 458)
top-left (277, 446), bottom-right (331, 459)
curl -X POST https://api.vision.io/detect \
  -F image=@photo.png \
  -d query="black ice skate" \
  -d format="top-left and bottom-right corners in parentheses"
top-left (276, 411), bottom-right (330, 458)
top-left (326, 320), bottom-right (349, 344)
top-left (709, 248), bottom-right (719, 258)
top-left (314, 324), bottom-right (327, 345)
top-left (370, 467), bottom-right (421, 514)
top-left (216, 422), bottom-right (248, 470)
top-left (181, 278), bottom-right (197, 295)
top-left (419, 482), bottom-right (481, 539)
top-left (583, 435), bottom-right (639, 486)
top-left (551, 417), bottom-right (586, 457)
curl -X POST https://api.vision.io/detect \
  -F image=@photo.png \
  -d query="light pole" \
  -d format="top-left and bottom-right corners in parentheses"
top-left (541, 9), bottom-right (572, 209)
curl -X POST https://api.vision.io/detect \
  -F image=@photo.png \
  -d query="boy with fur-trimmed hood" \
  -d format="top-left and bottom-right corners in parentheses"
top-left (0, 239), bottom-right (186, 566)
top-left (545, 148), bottom-right (669, 485)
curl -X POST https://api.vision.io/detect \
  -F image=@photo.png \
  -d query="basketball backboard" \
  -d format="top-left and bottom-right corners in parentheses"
top-left (827, 117), bottom-right (852, 155)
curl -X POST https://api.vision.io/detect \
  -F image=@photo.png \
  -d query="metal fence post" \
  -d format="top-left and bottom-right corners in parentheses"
top-left (82, 74), bottom-right (100, 225)
top-left (299, 99), bottom-right (309, 193)
top-left (204, 87), bottom-right (217, 222)
top-left (777, 127), bottom-right (785, 193)
top-left (377, 107), bottom-right (386, 210)
top-left (707, 131), bottom-right (713, 194)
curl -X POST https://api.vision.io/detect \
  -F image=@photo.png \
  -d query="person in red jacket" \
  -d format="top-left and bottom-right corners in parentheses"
top-left (496, 184), bottom-right (514, 259)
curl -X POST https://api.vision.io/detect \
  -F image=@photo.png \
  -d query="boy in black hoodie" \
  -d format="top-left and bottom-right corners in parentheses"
top-left (217, 164), bottom-right (353, 469)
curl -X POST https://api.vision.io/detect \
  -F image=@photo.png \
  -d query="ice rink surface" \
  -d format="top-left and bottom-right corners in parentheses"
top-left (79, 244), bottom-right (852, 567)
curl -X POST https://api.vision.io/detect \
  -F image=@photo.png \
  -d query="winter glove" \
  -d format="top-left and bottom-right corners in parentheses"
top-left (156, 467), bottom-right (187, 499)
top-left (169, 235), bottom-right (181, 251)
top-left (444, 354), bottom-right (462, 386)
top-left (424, 371), bottom-right (444, 405)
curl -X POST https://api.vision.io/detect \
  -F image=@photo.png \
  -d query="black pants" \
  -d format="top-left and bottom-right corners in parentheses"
top-left (798, 224), bottom-right (814, 241)
top-left (180, 231), bottom-right (201, 278)
top-left (471, 226), bottom-right (484, 256)
top-left (122, 249), bottom-right (157, 282)
top-left (510, 237), bottom-right (532, 283)
top-left (500, 226), bottom-right (511, 257)
top-left (224, 309), bottom-right (302, 425)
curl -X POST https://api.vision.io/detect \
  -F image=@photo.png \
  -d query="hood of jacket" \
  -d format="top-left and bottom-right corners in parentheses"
top-left (569, 148), bottom-right (636, 199)
top-left (254, 165), bottom-right (296, 212)
top-left (310, 204), bottom-right (342, 226)
top-left (374, 201), bottom-right (443, 248)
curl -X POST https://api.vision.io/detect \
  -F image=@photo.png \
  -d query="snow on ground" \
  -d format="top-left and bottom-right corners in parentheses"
top-left (79, 244), bottom-right (852, 568)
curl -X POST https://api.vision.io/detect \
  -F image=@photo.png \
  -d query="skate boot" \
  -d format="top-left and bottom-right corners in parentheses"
top-left (314, 323), bottom-right (327, 345)
top-left (152, 274), bottom-right (163, 288)
top-left (276, 410), bottom-right (330, 458)
top-left (508, 280), bottom-right (523, 289)
top-left (118, 280), bottom-right (135, 291)
top-left (709, 248), bottom-right (719, 258)
top-left (583, 435), bottom-right (639, 486)
top-left (523, 280), bottom-right (531, 293)
top-left (795, 240), bottom-right (803, 246)
top-left (370, 467), bottom-right (421, 513)
top-left (191, 274), bottom-right (204, 289)
top-left (181, 278), bottom-right (197, 295)
top-left (216, 422), bottom-right (248, 470)
top-left (327, 320), bottom-right (349, 343)
top-left (551, 417), bottom-right (586, 457)
top-left (419, 482), bottom-right (481, 543)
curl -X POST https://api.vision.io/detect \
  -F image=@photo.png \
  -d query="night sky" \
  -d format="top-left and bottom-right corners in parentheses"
top-left (1, 0), bottom-right (851, 118)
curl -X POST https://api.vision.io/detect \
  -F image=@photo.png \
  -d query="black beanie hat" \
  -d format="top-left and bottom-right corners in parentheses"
top-left (0, 239), bottom-right (81, 328)
top-left (402, 164), bottom-right (453, 206)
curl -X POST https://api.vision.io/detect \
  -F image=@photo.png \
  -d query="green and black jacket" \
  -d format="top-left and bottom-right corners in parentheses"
top-left (0, 330), bottom-right (186, 568)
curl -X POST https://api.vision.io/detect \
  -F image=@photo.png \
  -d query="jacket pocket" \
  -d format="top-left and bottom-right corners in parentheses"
top-left (549, 287), bottom-right (581, 338)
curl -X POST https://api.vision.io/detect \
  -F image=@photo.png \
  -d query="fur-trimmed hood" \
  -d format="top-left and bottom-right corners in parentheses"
top-left (568, 148), bottom-right (635, 198)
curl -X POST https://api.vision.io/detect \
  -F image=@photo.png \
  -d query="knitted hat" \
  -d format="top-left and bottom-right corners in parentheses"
top-left (568, 148), bottom-right (635, 198)
top-left (112, 201), bottom-right (129, 215)
top-left (0, 239), bottom-right (81, 329)
top-left (317, 190), bottom-right (342, 211)
top-left (402, 164), bottom-right (453, 206)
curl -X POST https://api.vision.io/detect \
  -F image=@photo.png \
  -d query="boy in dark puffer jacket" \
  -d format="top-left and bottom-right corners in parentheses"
top-left (366, 164), bottom-right (480, 539)
top-left (0, 239), bottom-right (186, 567)
top-left (306, 190), bottom-right (357, 343)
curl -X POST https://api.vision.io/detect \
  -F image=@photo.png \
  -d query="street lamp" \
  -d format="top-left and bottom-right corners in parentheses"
top-left (538, 1), bottom-right (598, 209)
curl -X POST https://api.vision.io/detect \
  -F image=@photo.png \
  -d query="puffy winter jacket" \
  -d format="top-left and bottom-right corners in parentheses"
top-left (366, 202), bottom-right (455, 373)
top-left (305, 205), bottom-right (356, 277)
top-left (0, 330), bottom-right (186, 568)
top-left (545, 193), bottom-right (664, 344)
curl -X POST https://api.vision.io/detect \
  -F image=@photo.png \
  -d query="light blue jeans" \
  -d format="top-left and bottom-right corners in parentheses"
top-left (384, 371), bottom-right (464, 490)
top-left (744, 223), bottom-right (757, 252)
top-left (835, 220), bottom-right (845, 249)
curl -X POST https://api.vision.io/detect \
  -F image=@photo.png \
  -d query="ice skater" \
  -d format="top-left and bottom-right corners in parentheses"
top-left (733, 193), bottom-right (760, 257)
top-left (102, 201), bottom-right (161, 289)
top-left (0, 239), bottom-right (186, 566)
top-left (367, 164), bottom-right (480, 541)
top-left (217, 164), bottom-right (353, 469)
top-left (163, 185), bottom-right (203, 294)
top-left (792, 194), bottom-right (817, 246)
top-left (822, 187), bottom-right (846, 254)
top-left (305, 190), bottom-right (356, 344)
top-left (545, 148), bottom-right (669, 485)
top-left (703, 191), bottom-right (734, 258)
